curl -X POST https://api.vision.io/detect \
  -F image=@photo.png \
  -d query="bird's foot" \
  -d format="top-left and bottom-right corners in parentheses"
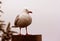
top-left (26, 33), bottom-right (29, 35)
top-left (18, 34), bottom-right (22, 36)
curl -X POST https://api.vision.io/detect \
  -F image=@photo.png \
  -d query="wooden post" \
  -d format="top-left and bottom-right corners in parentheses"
top-left (12, 35), bottom-right (42, 41)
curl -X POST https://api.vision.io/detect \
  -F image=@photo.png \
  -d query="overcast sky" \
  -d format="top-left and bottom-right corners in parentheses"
top-left (0, 0), bottom-right (60, 41)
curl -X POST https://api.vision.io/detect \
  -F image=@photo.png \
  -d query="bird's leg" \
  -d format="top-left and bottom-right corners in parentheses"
top-left (19, 27), bottom-right (21, 35)
top-left (26, 27), bottom-right (28, 35)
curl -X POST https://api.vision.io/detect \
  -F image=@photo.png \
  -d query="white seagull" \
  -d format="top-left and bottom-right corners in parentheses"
top-left (13, 9), bottom-right (32, 35)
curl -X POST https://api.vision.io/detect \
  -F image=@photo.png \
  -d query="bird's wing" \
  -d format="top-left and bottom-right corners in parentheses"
top-left (6, 22), bottom-right (11, 32)
top-left (0, 29), bottom-right (5, 33)
top-left (14, 15), bottom-right (20, 26)
top-left (0, 10), bottom-right (4, 13)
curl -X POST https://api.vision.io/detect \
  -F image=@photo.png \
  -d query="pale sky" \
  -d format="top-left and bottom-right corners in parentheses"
top-left (0, 0), bottom-right (60, 41)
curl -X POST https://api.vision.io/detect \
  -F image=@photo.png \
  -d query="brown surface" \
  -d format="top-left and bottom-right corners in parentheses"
top-left (12, 35), bottom-right (42, 41)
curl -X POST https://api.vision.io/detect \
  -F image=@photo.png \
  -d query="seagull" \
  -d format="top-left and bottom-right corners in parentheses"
top-left (13, 9), bottom-right (32, 35)
top-left (2, 22), bottom-right (17, 41)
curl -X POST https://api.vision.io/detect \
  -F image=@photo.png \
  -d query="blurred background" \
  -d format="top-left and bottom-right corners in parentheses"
top-left (0, 0), bottom-right (60, 41)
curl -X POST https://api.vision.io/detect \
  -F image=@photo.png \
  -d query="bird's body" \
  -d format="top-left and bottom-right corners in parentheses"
top-left (15, 13), bottom-right (32, 27)
top-left (14, 9), bottom-right (32, 35)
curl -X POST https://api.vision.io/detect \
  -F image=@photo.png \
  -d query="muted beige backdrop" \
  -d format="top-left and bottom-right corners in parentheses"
top-left (0, 0), bottom-right (60, 41)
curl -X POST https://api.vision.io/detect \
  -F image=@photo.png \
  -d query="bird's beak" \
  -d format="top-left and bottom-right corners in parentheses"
top-left (28, 11), bottom-right (32, 13)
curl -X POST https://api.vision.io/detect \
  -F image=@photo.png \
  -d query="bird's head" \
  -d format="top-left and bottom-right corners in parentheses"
top-left (24, 9), bottom-right (32, 14)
